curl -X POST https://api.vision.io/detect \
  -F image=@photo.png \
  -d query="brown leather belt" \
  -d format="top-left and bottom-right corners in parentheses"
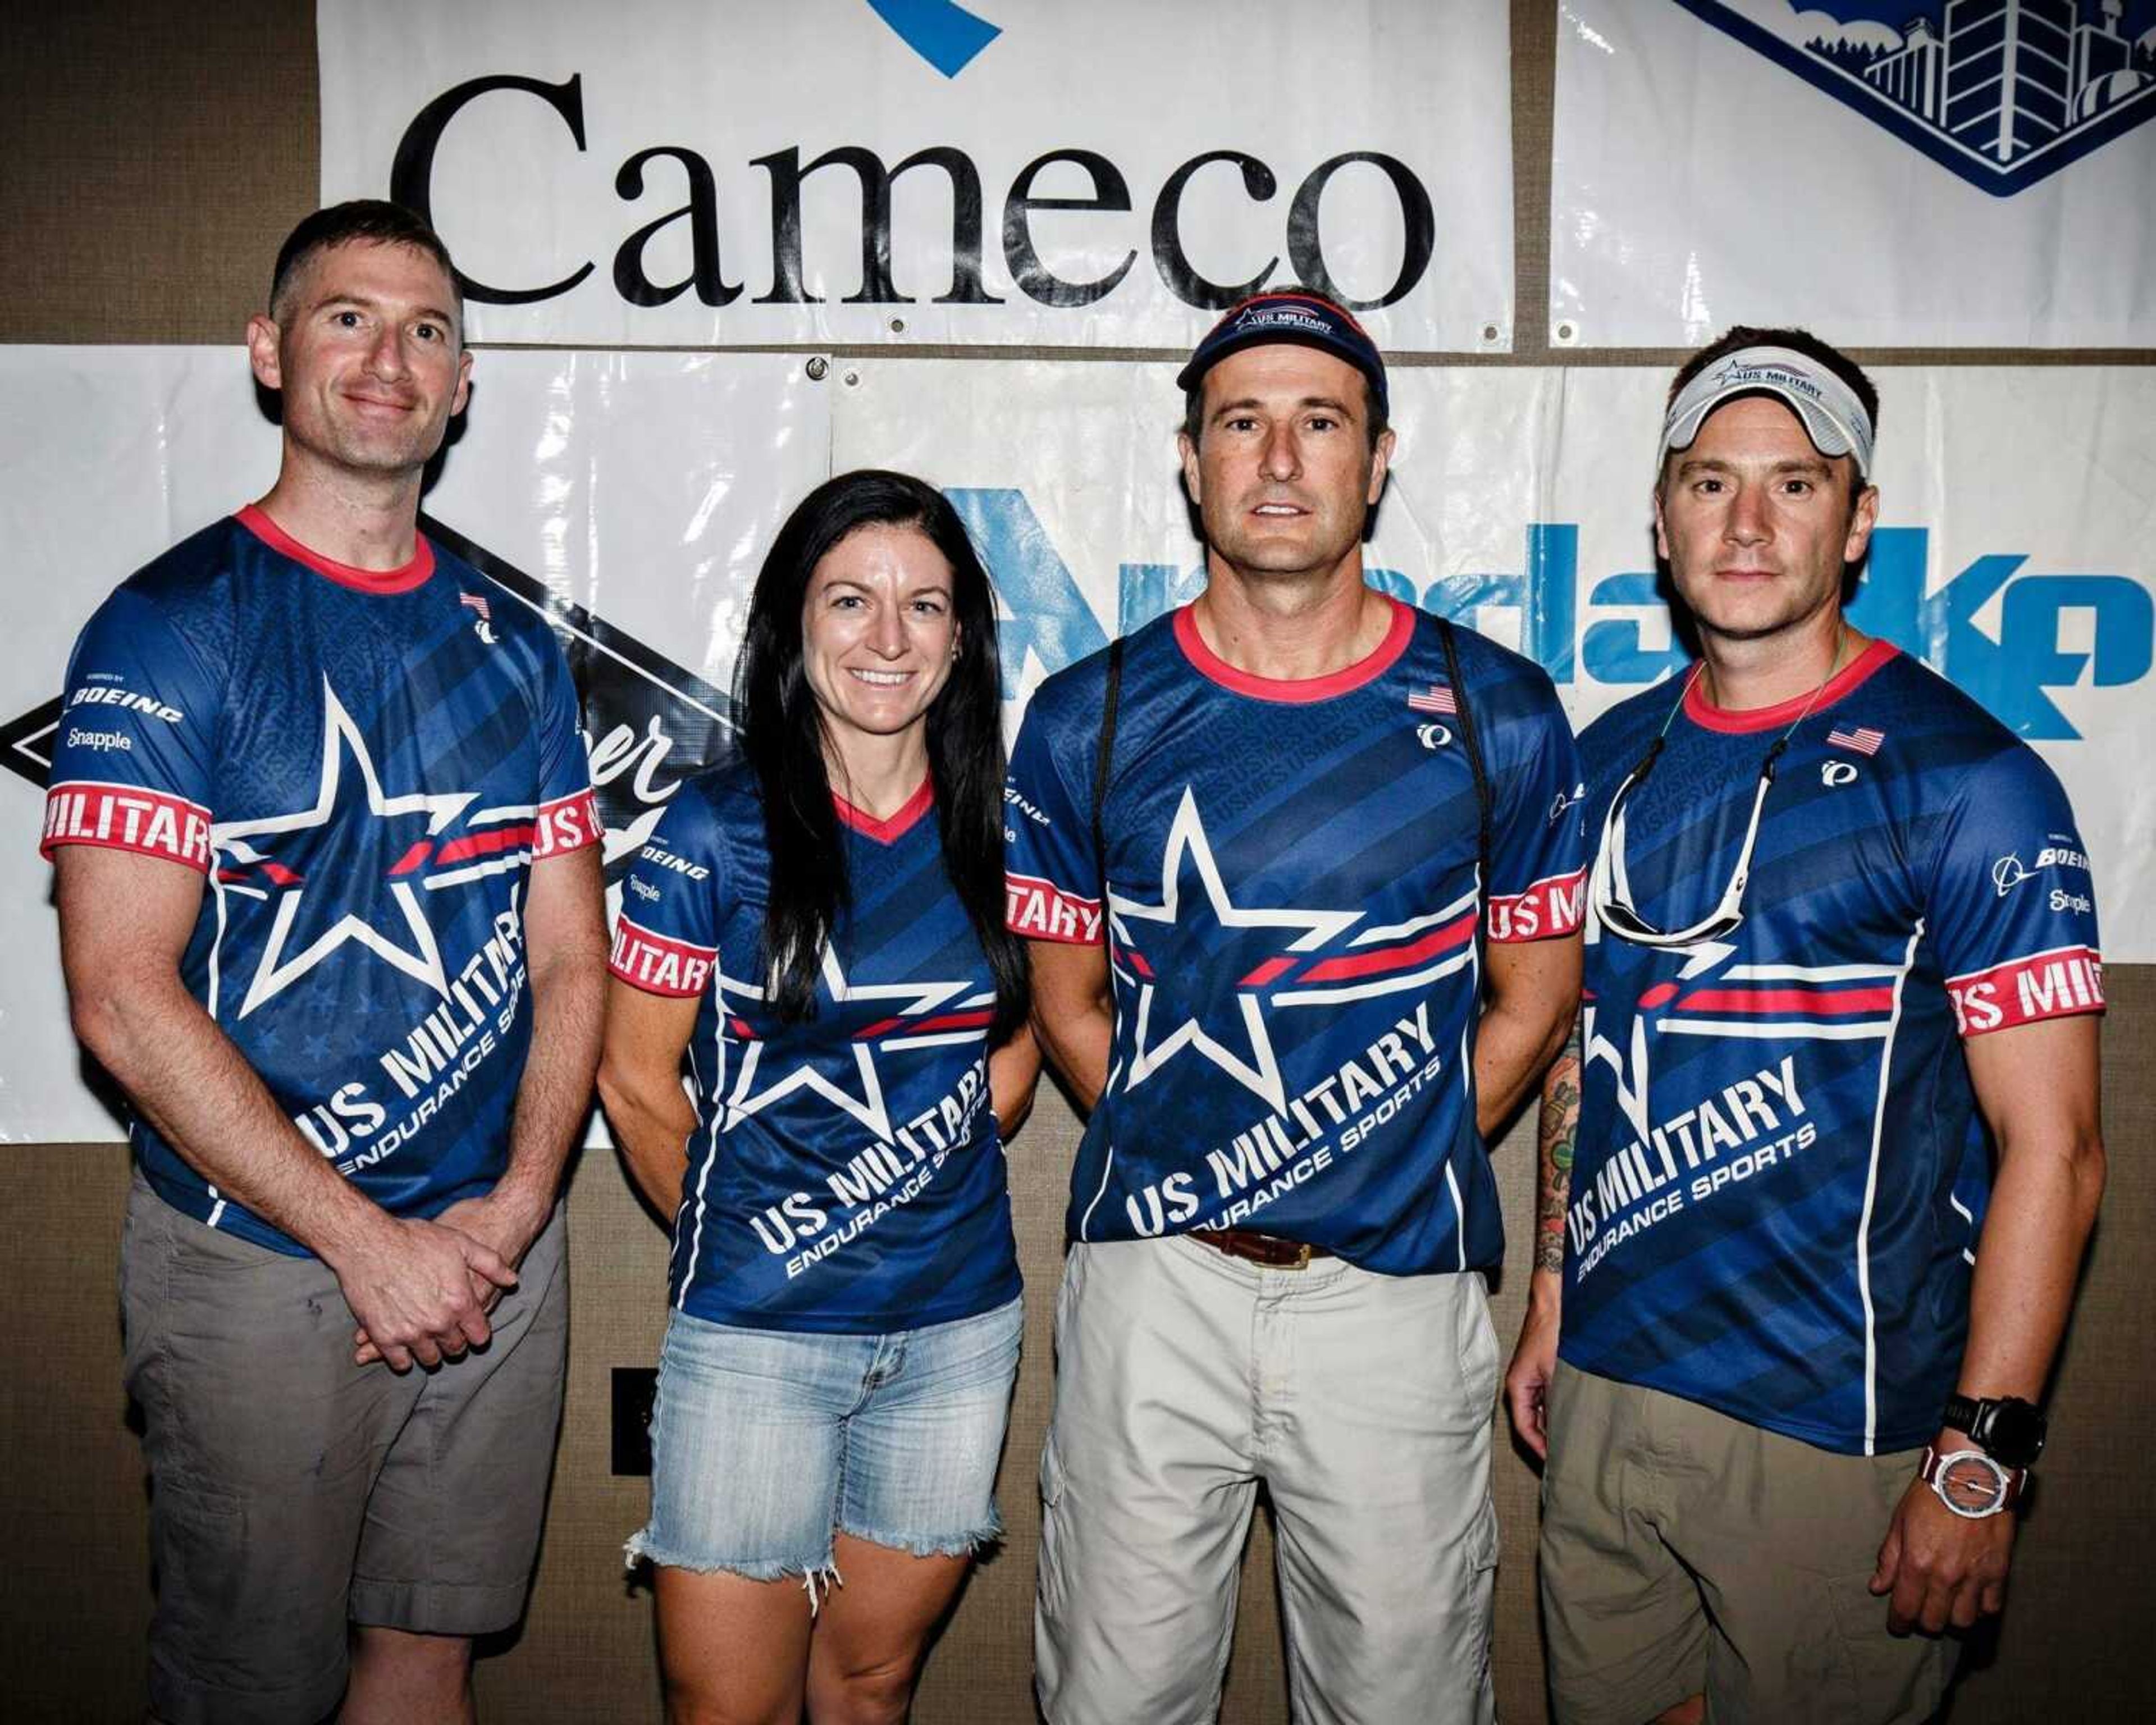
top-left (1186, 1227), bottom-right (1333, 1270)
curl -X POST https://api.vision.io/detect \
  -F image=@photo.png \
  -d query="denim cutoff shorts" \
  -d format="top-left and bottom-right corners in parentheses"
top-left (627, 1295), bottom-right (1022, 1585)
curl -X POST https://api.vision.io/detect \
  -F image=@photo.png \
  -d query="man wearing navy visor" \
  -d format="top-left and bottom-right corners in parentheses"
top-left (1007, 287), bottom-right (1586, 1722)
top-left (1506, 328), bottom-right (2107, 1725)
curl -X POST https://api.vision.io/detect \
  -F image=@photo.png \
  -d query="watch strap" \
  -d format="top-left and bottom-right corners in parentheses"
top-left (1940, 1393), bottom-right (2048, 1467)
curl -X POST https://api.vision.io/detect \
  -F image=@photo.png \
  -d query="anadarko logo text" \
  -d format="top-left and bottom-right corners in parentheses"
top-left (949, 491), bottom-right (2154, 741)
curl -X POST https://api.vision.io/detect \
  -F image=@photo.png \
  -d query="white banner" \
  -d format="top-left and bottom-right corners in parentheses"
top-left (316, 0), bottom-right (1515, 352)
top-left (838, 360), bottom-right (2155, 957)
top-left (0, 346), bottom-right (830, 1142)
top-left (1, 350), bottom-right (2149, 1139)
top-left (1549, 1), bottom-right (2156, 348)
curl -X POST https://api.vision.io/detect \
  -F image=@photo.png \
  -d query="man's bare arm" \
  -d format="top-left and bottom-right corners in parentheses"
top-left (597, 979), bottom-right (702, 1221)
top-left (362, 843), bottom-right (607, 1359)
top-left (1027, 937), bottom-right (1113, 1112)
top-left (1505, 1014), bottom-right (1581, 1459)
top-left (1534, 1024), bottom-right (1582, 1277)
top-left (1871, 1014), bottom-right (2105, 1633)
top-left (1472, 932), bottom-right (1582, 1138)
top-left (56, 845), bottom-right (514, 1371)
top-left (436, 847), bottom-right (606, 1253)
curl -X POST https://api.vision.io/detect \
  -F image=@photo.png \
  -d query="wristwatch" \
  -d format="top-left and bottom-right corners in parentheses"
top-left (1921, 1446), bottom-right (2024, 1519)
top-left (1942, 1393), bottom-right (2048, 1468)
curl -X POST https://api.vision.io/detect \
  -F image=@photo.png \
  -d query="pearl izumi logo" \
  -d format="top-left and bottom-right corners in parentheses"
top-left (1683, 1), bottom-right (2156, 195)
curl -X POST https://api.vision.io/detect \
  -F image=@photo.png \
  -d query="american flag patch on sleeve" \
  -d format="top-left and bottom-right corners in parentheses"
top-left (1407, 684), bottom-right (1457, 715)
top-left (1826, 725), bottom-right (1884, 755)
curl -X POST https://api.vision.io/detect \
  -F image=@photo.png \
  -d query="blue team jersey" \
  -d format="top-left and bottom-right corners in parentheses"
top-left (1004, 599), bottom-right (1586, 1275)
top-left (609, 765), bottom-right (1021, 1332)
top-left (42, 508), bottom-right (601, 1253)
top-left (1559, 641), bottom-right (2104, 1455)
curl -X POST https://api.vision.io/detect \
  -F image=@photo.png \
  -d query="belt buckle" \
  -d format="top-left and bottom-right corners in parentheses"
top-left (1281, 1240), bottom-right (1313, 1271)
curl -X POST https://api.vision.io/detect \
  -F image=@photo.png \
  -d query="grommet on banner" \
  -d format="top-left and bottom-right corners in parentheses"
top-left (805, 357), bottom-right (829, 381)
top-left (1482, 322), bottom-right (1501, 344)
top-left (890, 317), bottom-right (906, 334)
top-left (1554, 321), bottom-right (1578, 345)
top-left (843, 371), bottom-right (860, 387)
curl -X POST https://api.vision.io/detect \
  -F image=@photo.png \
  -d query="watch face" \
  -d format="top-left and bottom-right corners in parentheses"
top-left (1934, 1452), bottom-right (2011, 1518)
top-left (1986, 1400), bottom-right (2048, 1468)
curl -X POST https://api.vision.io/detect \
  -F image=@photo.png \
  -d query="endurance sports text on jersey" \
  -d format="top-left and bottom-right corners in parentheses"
top-left (610, 766), bottom-right (1021, 1332)
top-left (42, 507), bottom-right (601, 1251)
top-left (1559, 641), bottom-right (2103, 1454)
top-left (1005, 599), bottom-right (1585, 1275)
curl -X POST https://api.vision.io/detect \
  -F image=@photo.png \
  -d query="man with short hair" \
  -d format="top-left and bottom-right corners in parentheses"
top-left (46, 199), bottom-right (608, 1724)
top-left (1007, 288), bottom-right (1586, 1723)
top-left (1506, 327), bottom-right (2107, 1725)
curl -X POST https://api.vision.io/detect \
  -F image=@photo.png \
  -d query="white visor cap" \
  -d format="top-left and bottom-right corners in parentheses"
top-left (1659, 346), bottom-right (1875, 480)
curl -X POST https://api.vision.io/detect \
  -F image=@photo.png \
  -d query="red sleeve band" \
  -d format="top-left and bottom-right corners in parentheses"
top-left (40, 781), bottom-right (212, 874)
top-left (609, 916), bottom-right (716, 998)
top-left (1486, 866), bottom-right (1586, 943)
top-left (533, 788), bottom-right (603, 860)
top-left (1006, 873), bottom-right (1103, 945)
top-left (1945, 945), bottom-right (2104, 1037)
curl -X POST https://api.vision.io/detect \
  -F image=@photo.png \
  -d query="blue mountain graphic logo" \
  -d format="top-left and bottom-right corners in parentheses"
top-left (865, 0), bottom-right (1003, 77)
top-left (1677, 0), bottom-right (2156, 195)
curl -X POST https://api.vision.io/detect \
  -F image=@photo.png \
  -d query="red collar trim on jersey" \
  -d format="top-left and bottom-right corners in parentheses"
top-left (236, 504), bottom-right (436, 595)
top-left (834, 777), bottom-right (934, 843)
top-left (1683, 637), bottom-right (1898, 734)
top-left (1173, 595), bottom-right (1414, 704)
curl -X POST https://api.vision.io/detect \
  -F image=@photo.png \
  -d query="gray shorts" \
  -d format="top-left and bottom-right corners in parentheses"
top-left (118, 1174), bottom-right (569, 1725)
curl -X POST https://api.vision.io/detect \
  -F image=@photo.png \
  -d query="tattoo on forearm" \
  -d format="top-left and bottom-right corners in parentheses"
top-left (1535, 1032), bottom-right (1582, 1276)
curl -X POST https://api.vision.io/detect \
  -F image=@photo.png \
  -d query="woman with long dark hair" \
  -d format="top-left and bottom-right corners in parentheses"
top-left (599, 469), bottom-right (1038, 1724)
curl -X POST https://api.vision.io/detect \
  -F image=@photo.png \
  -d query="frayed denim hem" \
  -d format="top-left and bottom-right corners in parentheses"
top-left (837, 1505), bottom-right (1004, 1561)
top-left (623, 1531), bottom-right (846, 1611)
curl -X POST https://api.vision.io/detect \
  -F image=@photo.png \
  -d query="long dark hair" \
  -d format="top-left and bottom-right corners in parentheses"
top-left (734, 469), bottom-right (1029, 1042)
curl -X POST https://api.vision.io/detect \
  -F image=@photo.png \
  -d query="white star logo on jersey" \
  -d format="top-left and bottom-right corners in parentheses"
top-left (212, 679), bottom-right (480, 1019)
top-left (1108, 786), bottom-right (1362, 1114)
top-left (716, 945), bottom-right (975, 1142)
top-left (1581, 937), bottom-right (1735, 1142)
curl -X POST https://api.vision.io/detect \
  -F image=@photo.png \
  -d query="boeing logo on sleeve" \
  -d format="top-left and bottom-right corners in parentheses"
top-left (1678, 0), bottom-right (2156, 195)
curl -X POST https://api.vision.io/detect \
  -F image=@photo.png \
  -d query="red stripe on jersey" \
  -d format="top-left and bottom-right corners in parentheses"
top-left (855, 1008), bottom-right (995, 1040)
top-left (608, 915), bottom-right (716, 999)
top-left (1239, 956), bottom-right (1296, 987)
top-left (1299, 910), bottom-right (1477, 983)
top-left (1006, 873), bottom-right (1103, 944)
top-left (533, 789), bottom-right (602, 860)
top-left (1675, 986), bottom-right (1897, 1016)
top-left (1487, 867), bottom-right (1587, 942)
top-left (40, 781), bottom-right (212, 874)
top-left (1945, 945), bottom-right (2105, 1038)
top-left (435, 825), bottom-right (536, 866)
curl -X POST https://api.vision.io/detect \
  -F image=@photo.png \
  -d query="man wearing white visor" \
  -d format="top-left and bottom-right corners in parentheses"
top-left (1505, 327), bottom-right (2107, 1724)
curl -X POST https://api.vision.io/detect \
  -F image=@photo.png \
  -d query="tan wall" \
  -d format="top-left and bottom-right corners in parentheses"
top-left (3, 4), bottom-right (2149, 1720)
